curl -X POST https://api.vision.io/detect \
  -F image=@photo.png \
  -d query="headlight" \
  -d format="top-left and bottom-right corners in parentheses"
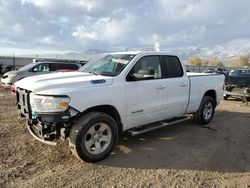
top-left (3, 74), bottom-right (15, 79)
top-left (30, 93), bottom-right (70, 113)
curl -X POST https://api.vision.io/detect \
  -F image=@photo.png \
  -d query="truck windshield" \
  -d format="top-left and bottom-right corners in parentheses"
top-left (79, 54), bottom-right (136, 76)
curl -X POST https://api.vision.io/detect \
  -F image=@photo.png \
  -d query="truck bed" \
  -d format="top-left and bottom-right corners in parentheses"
top-left (186, 72), bottom-right (225, 113)
top-left (187, 72), bottom-right (220, 77)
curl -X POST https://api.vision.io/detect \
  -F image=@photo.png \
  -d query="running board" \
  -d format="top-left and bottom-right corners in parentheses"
top-left (126, 116), bottom-right (191, 136)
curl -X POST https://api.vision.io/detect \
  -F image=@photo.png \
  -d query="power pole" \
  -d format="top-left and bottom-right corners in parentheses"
top-left (13, 52), bottom-right (15, 67)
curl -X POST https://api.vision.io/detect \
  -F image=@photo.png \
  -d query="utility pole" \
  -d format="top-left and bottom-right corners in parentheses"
top-left (13, 52), bottom-right (15, 68)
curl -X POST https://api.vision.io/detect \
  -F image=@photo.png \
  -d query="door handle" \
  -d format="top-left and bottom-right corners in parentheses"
top-left (156, 85), bottom-right (166, 89)
top-left (179, 83), bottom-right (187, 87)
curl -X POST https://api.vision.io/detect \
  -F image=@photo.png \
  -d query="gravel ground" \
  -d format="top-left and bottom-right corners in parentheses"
top-left (0, 86), bottom-right (250, 188)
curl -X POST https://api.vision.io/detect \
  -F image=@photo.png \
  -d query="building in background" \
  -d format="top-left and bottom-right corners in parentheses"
top-left (0, 56), bottom-right (33, 69)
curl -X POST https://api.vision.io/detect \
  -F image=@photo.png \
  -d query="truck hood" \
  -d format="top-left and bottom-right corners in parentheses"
top-left (14, 72), bottom-right (114, 94)
top-left (4, 70), bottom-right (24, 76)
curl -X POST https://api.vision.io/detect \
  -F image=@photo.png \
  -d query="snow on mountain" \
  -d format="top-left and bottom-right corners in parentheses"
top-left (20, 39), bottom-right (250, 64)
top-left (166, 40), bottom-right (250, 63)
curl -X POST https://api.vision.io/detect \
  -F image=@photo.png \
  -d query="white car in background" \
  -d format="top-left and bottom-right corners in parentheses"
top-left (1, 61), bottom-right (80, 88)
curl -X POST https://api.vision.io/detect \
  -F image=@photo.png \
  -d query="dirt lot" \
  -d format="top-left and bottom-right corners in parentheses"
top-left (0, 87), bottom-right (250, 188)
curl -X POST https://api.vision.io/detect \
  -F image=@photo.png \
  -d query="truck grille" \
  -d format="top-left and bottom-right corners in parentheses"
top-left (16, 88), bottom-right (31, 119)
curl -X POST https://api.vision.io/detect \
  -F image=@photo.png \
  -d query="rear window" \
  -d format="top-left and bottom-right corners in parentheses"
top-left (49, 64), bottom-right (58, 71)
top-left (163, 56), bottom-right (183, 78)
top-left (55, 63), bottom-right (79, 70)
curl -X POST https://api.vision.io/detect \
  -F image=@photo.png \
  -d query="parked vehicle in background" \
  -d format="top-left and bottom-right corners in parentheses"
top-left (79, 60), bottom-right (88, 66)
top-left (0, 65), bottom-right (16, 74)
top-left (224, 71), bottom-right (250, 100)
top-left (1, 61), bottom-right (80, 88)
top-left (229, 69), bottom-right (250, 77)
top-left (216, 68), bottom-right (228, 75)
top-left (202, 69), bottom-right (215, 74)
top-left (14, 52), bottom-right (225, 162)
top-left (203, 68), bottom-right (228, 75)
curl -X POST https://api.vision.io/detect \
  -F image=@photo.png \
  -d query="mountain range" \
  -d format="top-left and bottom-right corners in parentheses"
top-left (21, 39), bottom-right (250, 65)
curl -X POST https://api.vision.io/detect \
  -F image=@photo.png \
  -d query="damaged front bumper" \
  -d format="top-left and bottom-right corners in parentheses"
top-left (25, 111), bottom-right (77, 145)
top-left (16, 87), bottom-right (79, 145)
top-left (27, 120), bottom-right (58, 145)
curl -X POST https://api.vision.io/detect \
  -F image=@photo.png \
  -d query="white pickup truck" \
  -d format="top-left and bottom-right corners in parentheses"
top-left (14, 52), bottom-right (225, 162)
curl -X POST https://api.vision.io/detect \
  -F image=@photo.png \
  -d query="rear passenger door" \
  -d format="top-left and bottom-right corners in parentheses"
top-left (162, 56), bottom-right (189, 118)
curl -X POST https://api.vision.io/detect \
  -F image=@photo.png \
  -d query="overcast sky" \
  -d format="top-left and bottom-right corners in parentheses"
top-left (0, 0), bottom-right (250, 55)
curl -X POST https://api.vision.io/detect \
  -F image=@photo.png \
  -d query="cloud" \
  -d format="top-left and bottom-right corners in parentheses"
top-left (39, 35), bottom-right (54, 44)
top-left (0, 0), bottom-right (250, 53)
top-left (21, 0), bottom-right (49, 7)
top-left (71, 15), bottom-right (137, 45)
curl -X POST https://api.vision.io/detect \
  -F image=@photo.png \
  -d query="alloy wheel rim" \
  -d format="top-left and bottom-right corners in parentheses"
top-left (203, 102), bottom-right (213, 121)
top-left (84, 123), bottom-right (112, 155)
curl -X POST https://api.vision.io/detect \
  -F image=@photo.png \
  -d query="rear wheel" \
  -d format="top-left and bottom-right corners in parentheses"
top-left (193, 96), bottom-right (215, 124)
top-left (69, 112), bottom-right (118, 162)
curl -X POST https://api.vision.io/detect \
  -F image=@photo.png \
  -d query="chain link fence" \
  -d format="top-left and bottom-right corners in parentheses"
top-left (185, 65), bottom-right (250, 73)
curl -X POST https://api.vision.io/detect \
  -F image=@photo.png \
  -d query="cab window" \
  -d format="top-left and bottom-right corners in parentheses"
top-left (126, 56), bottom-right (162, 81)
top-left (163, 56), bottom-right (183, 78)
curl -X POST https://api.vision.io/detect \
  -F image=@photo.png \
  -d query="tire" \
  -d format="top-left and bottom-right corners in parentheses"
top-left (223, 95), bottom-right (229, 100)
top-left (193, 96), bottom-right (215, 124)
top-left (69, 112), bottom-right (118, 162)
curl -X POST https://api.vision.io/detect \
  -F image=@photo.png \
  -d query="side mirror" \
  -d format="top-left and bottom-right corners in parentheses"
top-left (130, 69), bottom-right (155, 80)
top-left (32, 68), bottom-right (38, 72)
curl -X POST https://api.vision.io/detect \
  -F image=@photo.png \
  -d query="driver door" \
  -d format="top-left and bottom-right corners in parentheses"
top-left (125, 56), bottom-right (167, 128)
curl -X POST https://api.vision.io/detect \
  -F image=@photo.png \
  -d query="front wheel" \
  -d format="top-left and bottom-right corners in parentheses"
top-left (193, 96), bottom-right (215, 124)
top-left (69, 112), bottom-right (118, 162)
top-left (223, 94), bottom-right (229, 100)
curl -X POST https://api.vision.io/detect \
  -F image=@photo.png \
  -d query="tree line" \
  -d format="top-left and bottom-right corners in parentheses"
top-left (187, 55), bottom-right (250, 68)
